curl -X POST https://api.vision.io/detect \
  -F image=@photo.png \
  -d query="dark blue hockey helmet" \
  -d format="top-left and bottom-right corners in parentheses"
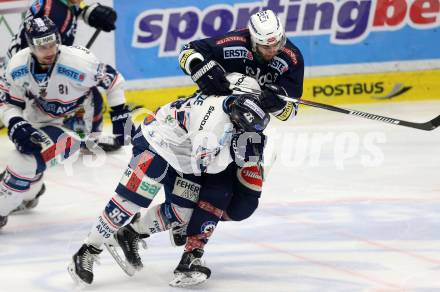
top-left (225, 94), bottom-right (270, 132)
top-left (24, 16), bottom-right (61, 53)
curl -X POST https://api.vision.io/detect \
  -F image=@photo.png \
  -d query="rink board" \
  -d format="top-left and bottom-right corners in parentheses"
top-left (0, 69), bottom-right (439, 136)
top-left (123, 69), bottom-right (440, 112)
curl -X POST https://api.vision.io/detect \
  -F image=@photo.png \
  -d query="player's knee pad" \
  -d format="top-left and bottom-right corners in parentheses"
top-left (225, 193), bottom-right (259, 221)
top-left (226, 165), bottom-right (264, 221)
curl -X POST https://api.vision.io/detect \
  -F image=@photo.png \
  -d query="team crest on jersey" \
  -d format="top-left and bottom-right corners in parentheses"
top-left (56, 64), bottom-right (85, 82)
top-left (223, 46), bottom-right (253, 60)
top-left (11, 65), bottom-right (29, 81)
top-left (269, 56), bottom-right (289, 74)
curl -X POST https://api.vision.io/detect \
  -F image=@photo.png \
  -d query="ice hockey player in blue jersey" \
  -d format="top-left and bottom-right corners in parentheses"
top-left (0, 17), bottom-right (133, 229)
top-left (178, 9), bottom-right (304, 122)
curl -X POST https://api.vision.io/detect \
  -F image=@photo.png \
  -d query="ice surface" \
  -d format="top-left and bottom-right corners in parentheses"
top-left (0, 101), bottom-right (439, 291)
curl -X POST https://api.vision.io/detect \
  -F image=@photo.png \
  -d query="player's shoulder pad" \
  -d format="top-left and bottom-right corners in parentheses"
top-left (190, 95), bottom-right (230, 132)
top-left (213, 29), bottom-right (250, 47)
top-left (30, 0), bottom-right (46, 15)
top-left (6, 48), bottom-right (31, 82)
top-left (59, 45), bottom-right (99, 66)
top-left (56, 45), bottom-right (99, 84)
top-left (278, 40), bottom-right (304, 66)
top-left (62, 45), bottom-right (95, 60)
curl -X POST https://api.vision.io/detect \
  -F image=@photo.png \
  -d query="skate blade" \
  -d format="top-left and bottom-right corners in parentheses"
top-left (104, 243), bottom-right (137, 276)
top-left (67, 261), bottom-right (90, 288)
top-left (169, 272), bottom-right (208, 287)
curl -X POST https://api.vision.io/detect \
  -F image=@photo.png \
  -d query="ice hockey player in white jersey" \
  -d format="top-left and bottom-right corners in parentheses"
top-left (0, 17), bottom-right (134, 229)
top-left (68, 73), bottom-right (270, 286)
top-left (110, 76), bottom-right (269, 287)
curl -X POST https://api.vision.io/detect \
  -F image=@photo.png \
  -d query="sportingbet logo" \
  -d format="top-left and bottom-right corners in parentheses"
top-left (132, 0), bottom-right (439, 55)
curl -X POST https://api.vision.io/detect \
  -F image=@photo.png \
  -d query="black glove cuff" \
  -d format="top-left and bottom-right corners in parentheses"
top-left (7, 116), bottom-right (27, 136)
top-left (110, 105), bottom-right (130, 122)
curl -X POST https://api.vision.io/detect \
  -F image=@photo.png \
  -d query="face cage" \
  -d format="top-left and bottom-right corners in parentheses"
top-left (251, 34), bottom-right (287, 54)
top-left (232, 114), bottom-right (267, 133)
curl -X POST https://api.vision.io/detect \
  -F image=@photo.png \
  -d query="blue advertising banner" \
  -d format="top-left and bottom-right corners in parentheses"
top-left (114, 0), bottom-right (440, 81)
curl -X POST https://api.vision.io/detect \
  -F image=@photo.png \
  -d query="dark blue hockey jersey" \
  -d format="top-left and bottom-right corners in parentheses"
top-left (180, 29), bottom-right (304, 100)
top-left (179, 29), bottom-right (304, 121)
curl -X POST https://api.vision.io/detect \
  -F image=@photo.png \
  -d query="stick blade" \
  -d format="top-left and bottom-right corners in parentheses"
top-left (430, 114), bottom-right (440, 129)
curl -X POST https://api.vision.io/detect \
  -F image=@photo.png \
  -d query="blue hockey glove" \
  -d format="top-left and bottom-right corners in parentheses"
top-left (260, 84), bottom-right (287, 113)
top-left (8, 117), bottom-right (43, 154)
top-left (110, 105), bottom-right (135, 146)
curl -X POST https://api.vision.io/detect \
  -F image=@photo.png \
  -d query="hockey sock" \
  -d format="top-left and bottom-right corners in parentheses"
top-left (86, 194), bottom-right (141, 247)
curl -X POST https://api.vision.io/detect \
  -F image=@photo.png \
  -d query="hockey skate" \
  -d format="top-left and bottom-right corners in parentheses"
top-left (68, 244), bottom-right (102, 285)
top-left (170, 224), bottom-right (187, 247)
top-left (11, 184), bottom-right (46, 213)
top-left (0, 215), bottom-right (8, 229)
top-left (169, 248), bottom-right (211, 287)
top-left (105, 213), bottom-right (148, 276)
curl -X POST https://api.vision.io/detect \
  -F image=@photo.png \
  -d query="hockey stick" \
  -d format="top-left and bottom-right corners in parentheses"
top-left (233, 86), bottom-right (440, 131)
top-left (83, 29), bottom-right (124, 152)
top-left (85, 29), bottom-right (101, 49)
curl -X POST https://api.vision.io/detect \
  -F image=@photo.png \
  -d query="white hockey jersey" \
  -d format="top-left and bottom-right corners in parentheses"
top-left (141, 92), bottom-right (234, 175)
top-left (2, 45), bottom-right (126, 128)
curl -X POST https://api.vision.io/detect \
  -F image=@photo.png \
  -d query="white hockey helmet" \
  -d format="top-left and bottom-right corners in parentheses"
top-left (248, 10), bottom-right (286, 51)
top-left (226, 73), bottom-right (261, 94)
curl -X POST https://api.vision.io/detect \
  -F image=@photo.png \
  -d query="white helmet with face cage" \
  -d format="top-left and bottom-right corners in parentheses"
top-left (248, 10), bottom-right (286, 52)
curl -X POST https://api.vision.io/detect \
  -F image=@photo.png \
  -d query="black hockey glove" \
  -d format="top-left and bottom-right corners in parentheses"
top-left (260, 84), bottom-right (287, 113)
top-left (83, 3), bottom-right (117, 32)
top-left (191, 60), bottom-right (232, 96)
top-left (230, 132), bottom-right (266, 167)
top-left (110, 105), bottom-right (135, 146)
top-left (8, 117), bottom-right (43, 155)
